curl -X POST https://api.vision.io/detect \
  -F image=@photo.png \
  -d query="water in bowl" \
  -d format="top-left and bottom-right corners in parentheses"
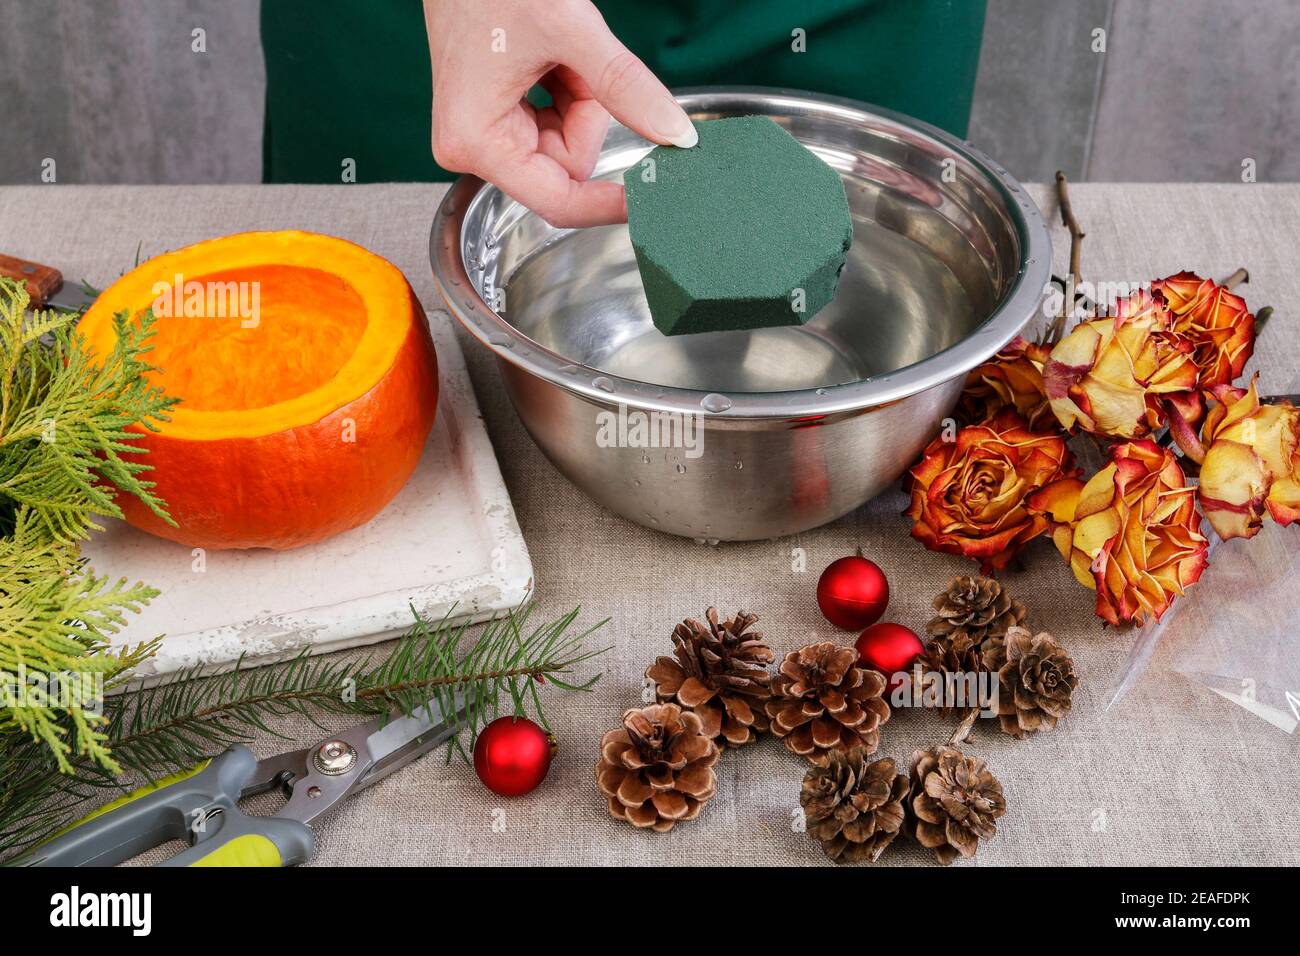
top-left (501, 207), bottom-right (982, 394)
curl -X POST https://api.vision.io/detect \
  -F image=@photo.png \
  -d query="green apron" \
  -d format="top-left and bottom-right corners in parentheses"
top-left (261, 0), bottom-right (986, 183)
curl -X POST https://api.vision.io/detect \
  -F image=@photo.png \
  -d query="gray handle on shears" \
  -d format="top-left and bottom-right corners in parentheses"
top-left (28, 746), bottom-right (312, 867)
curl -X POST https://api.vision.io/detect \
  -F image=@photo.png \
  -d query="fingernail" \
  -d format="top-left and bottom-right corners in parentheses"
top-left (651, 99), bottom-right (697, 149)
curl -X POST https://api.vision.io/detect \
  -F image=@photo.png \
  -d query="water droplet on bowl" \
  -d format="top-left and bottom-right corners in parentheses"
top-left (558, 364), bottom-right (578, 376)
top-left (700, 393), bottom-right (732, 413)
top-left (733, 460), bottom-right (744, 470)
top-left (815, 388), bottom-right (828, 396)
top-left (488, 333), bottom-right (512, 348)
top-left (592, 376), bottom-right (615, 392)
top-left (675, 463), bottom-right (686, 475)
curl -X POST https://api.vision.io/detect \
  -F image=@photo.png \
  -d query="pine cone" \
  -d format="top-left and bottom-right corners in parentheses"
top-left (928, 575), bottom-right (1026, 647)
top-left (913, 630), bottom-right (988, 717)
top-left (646, 608), bottom-right (774, 748)
top-left (801, 747), bottom-right (909, 864)
top-left (907, 744), bottom-right (1006, 864)
top-left (595, 703), bottom-right (719, 832)
top-left (765, 642), bottom-right (891, 766)
top-left (983, 626), bottom-right (1077, 738)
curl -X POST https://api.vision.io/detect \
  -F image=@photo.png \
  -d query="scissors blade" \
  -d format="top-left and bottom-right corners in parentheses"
top-left (266, 693), bottom-right (471, 826)
top-left (355, 692), bottom-right (469, 792)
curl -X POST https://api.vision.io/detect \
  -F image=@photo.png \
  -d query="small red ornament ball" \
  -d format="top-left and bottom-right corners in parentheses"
top-left (472, 716), bottom-right (556, 797)
top-left (817, 554), bottom-right (889, 630)
top-left (855, 623), bottom-right (924, 688)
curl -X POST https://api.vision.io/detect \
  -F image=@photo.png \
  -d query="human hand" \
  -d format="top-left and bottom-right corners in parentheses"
top-left (424, 0), bottom-right (697, 227)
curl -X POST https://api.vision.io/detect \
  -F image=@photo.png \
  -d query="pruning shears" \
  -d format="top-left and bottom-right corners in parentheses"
top-left (28, 694), bottom-right (467, 867)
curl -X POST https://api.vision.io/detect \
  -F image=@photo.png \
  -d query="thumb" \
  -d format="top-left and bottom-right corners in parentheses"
top-left (565, 36), bottom-right (696, 149)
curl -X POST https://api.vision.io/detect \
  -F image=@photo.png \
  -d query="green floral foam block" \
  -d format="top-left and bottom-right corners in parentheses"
top-left (624, 116), bottom-right (853, 337)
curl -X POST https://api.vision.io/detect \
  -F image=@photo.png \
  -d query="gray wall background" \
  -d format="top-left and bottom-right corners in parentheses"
top-left (1, 0), bottom-right (1297, 185)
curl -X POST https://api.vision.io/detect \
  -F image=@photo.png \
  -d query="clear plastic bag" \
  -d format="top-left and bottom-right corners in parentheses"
top-left (1108, 520), bottom-right (1300, 733)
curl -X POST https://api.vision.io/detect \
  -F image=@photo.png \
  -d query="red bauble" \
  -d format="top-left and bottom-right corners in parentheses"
top-left (816, 554), bottom-right (889, 630)
top-left (855, 623), bottom-right (924, 689)
top-left (472, 716), bottom-right (556, 797)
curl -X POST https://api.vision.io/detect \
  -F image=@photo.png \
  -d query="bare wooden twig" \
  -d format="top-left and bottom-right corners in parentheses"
top-left (1047, 171), bottom-right (1086, 342)
top-left (1057, 171), bottom-right (1085, 286)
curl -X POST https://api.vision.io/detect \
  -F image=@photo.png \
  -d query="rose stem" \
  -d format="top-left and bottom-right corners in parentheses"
top-left (1221, 267), bottom-right (1249, 290)
top-left (1255, 305), bottom-right (1273, 336)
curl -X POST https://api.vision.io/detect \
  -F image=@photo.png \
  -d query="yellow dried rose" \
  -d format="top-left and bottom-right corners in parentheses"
top-left (906, 409), bottom-right (1077, 574)
top-left (1043, 288), bottom-right (1199, 438)
top-left (1151, 271), bottom-right (1255, 391)
top-left (957, 336), bottom-right (1054, 429)
top-left (1029, 440), bottom-right (1207, 626)
top-left (1198, 376), bottom-right (1300, 540)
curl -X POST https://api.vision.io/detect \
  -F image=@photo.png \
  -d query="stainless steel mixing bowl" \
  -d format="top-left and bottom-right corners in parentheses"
top-left (430, 88), bottom-right (1050, 541)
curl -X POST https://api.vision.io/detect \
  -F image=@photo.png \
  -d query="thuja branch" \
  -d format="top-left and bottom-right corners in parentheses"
top-left (0, 277), bottom-right (175, 773)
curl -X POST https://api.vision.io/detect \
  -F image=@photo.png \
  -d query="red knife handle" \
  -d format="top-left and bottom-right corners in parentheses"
top-left (0, 254), bottom-right (64, 306)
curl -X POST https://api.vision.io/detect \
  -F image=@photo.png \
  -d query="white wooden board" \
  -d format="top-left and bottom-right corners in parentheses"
top-left (88, 309), bottom-right (534, 682)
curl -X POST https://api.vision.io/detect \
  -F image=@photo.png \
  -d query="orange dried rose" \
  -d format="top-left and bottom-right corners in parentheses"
top-left (1151, 271), bottom-right (1255, 391)
top-left (957, 336), bottom-right (1054, 429)
top-left (1043, 288), bottom-right (1199, 438)
top-left (906, 409), bottom-right (1077, 574)
top-left (1029, 440), bottom-right (1208, 626)
top-left (1197, 376), bottom-right (1300, 540)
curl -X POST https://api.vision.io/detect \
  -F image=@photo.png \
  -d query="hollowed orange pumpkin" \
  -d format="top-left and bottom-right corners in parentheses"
top-left (79, 230), bottom-right (439, 550)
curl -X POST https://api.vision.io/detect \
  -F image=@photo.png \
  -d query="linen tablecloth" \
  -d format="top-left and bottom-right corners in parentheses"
top-left (2, 182), bottom-right (1296, 866)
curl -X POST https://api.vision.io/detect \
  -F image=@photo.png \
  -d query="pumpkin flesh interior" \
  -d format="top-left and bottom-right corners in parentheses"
top-left (143, 265), bottom-right (368, 412)
top-left (77, 231), bottom-right (416, 441)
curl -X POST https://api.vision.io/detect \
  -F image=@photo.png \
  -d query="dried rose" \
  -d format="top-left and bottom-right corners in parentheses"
top-left (1043, 288), bottom-right (1199, 438)
top-left (1197, 376), bottom-right (1300, 540)
top-left (957, 336), bottom-right (1054, 429)
top-left (1151, 271), bottom-right (1255, 391)
top-left (906, 409), bottom-right (1078, 574)
top-left (1029, 440), bottom-right (1207, 626)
